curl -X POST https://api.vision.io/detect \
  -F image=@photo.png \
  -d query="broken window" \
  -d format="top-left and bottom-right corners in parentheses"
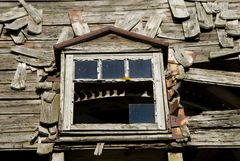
top-left (63, 53), bottom-right (168, 131)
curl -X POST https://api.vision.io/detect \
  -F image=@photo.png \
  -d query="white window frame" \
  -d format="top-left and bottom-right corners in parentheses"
top-left (61, 52), bottom-right (169, 132)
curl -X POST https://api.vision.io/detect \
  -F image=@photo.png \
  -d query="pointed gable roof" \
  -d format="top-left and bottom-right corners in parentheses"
top-left (53, 26), bottom-right (169, 69)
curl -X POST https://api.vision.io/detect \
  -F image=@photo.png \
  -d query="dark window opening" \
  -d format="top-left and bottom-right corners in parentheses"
top-left (129, 59), bottom-right (152, 78)
top-left (75, 60), bottom-right (98, 79)
top-left (102, 60), bottom-right (124, 79)
top-left (73, 82), bottom-right (154, 124)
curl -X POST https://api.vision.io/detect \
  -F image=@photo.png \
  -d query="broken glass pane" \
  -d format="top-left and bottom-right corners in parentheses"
top-left (102, 60), bottom-right (124, 79)
top-left (75, 60), bottom-right (98, 79)
top-left (129, 59), bottom-right (152, 78)
top-left (129, 104), bottom-right (155, 123)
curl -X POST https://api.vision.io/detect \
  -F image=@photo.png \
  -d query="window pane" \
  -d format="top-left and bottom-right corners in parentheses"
top-left (129, 104), bottom-right (155, 123)
top-left (102, 60), bottom-right (124, 79)
top-left (75, 60), bottom-right (98, 79)
top-left (129, 59), bottom-right (152, 78)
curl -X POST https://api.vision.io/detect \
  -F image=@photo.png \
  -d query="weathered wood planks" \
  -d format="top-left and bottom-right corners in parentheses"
top-left (4, 16), bottom-right (28, 30)
top-left (209, 47), bottom-right (240, 59)
top-left (0, 7), bottom-right (28, 23)
top-left (185, 68), bottom-right (240, 87)
top-left (196, 2), bottom-right (214, 29)
top-left (28, 9), bottom-right (43, 35)
top-left (168, 0), bottom-right (189, 19)
top-left (11, 46), bottom-right (53, 60)
top-left (182, 8), bottom-right (200, 39)
top-left (68, 10), bottom-right (90, 36)
top-left (114, 13), bottom-right (141, 31)
top-left (217, 29), bottom-right (234, 48)
top-left (143, 15), bottom-right (163, 38)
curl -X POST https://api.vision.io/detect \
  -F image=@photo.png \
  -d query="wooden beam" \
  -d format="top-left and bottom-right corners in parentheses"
top-left (168, 152), bottom-right (183, 161)
top-left (184, 68), bottom-right (240, 87)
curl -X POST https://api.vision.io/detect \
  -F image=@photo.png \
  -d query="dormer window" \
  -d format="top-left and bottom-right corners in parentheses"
top-left (55, 26), bottom-right (170, 137)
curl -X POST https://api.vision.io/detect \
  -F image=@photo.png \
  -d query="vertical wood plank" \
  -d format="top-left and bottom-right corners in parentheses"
top-left (63, 54), bottom-right (73, 130)
top-left (59, 53), bottom-right (65, 130)
top-left (168, 152), bottom-right (184, 161)
top-left (153, 53), bottom-right (166, 130)
top-left (51, 152), bottom-right (65, 161)
top-left (143, 15), bottom-right (163, 38)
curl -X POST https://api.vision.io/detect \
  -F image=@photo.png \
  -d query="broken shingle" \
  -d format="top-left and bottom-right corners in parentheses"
top-left (4, 16), bottom-right (28, 30)
top-left (28, 9), bottom-right (43, 35)
top-left (11, 63), bottom-right (27, 90)
top-left (168, 0), bottom-right (190, 19)
top-left (114, 13), bottom-right (141, 31)
top-left (0, 7), bottom-right (28, 23)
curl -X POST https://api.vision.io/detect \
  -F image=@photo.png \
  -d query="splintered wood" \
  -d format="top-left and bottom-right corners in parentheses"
top-left (11, 63), bottom-right (27, 90)
top-left (182, 8), bottom-right (200, 39)
top-left (143, 15), bottom-right (163, 38)
top-left (68, 10), bottom-right (90, 36)
top-left (114, 13), bottom-right (141, 31)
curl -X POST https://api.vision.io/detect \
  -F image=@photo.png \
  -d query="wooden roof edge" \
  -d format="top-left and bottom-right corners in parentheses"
top-left (53, 26), bottom-right (170, 70)
top-left (53, 26), bottom-right (169, 51)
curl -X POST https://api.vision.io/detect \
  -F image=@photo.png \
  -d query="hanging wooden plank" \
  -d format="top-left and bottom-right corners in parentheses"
top-left (220, 10), bottom-right (240, 20)
top-left (131, 20), bottom-right (144, 34)
top-left (16, 55), bottom-right (53, 67)
top-left (168, 152), bottom-right (183, 161)
top-left (11, 46), bottom-right (52, 60)
top-left (28, 9), bottom-right (43, 35)
top-left (0, 7), bottom-right (28, 23)
top-left (10, 30), bottom-right (26, 45)
top-left (57, 27), bottom-right (74, 44)
top-left (18, 0), bottom-right (42, 24)
top-left (173, 47), bottom-right (195, 67)
top-left (217, 29), bottom-right (234, 48)
top-left (114, 13), bottom-right (141, 31)
top-left (168, 0), bottom-right (189, 19)
top-left (185, 68), bottom-right (240, 87)
top-left (196, 2), bottom-right (214, 30)
top-left (226, 20), bottom-right (240, 37)
top-left (68, 10), bottom-right (90, 36)
top-left (4, 16), bottom-right (28, 30)
top-left (209, 47), bottom-right (240, 59)
top-left (182, 8), bottom-right (200, 39)
top-left (143, 15), bottom-right (163, 38)
top-left (215, 2), bottom-right (228, 28)
top-left (11, 63), bottom-right (27, 90)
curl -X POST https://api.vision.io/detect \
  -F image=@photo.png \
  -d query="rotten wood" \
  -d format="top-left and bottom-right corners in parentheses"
top-left (16, 55), bottom-right (52, 67)
top-left (196, 2), bottom-right (214, 30)
top-left (11, 46), bottom-right (53, 60)
top-left (28, 9), bottom-right (43, 35)
top-left (214, 2), bottom-right (228, 28)
top-left (226, 20), bottom-right (240, 37)
top-left (4, 16), bottom-right (28, 30)
top-left (217, 29), bottom-right (234, 48)
top-left (182, 8), bottom-right (200, 39)
top-left (168, 0), bottom-right (189, 19)
top-left (10, 30), bottom-right (26, 45)
top-left (114, 13), bottom-right (141, 31)
top-left (143, 15), bottom-right (163, 38)
top-left (220, 10), bottom-right (240, 20)
top-left (185, 68), bottom-right (240, 87)
top-left (19, 0), bottom-right (42, 24)
top-left (11, 63), bottom-right (27, 90)
top-left (0, 7), bottom-right (28, 23)
top-left (209, 47), bottom-right (240, 59)
top-left (68, 10), bottom-right (90, 36)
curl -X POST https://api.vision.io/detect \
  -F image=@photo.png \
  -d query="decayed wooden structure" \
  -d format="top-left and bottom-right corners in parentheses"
top-left (0, 0), bottom-right (240, 161)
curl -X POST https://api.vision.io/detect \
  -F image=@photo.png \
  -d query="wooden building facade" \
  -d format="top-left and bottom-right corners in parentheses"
top-left (0, 0), bottom-right (240, 161)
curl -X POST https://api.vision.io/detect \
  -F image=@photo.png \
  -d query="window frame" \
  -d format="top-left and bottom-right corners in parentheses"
top-left (61, 52), bottom-right (169, 132)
